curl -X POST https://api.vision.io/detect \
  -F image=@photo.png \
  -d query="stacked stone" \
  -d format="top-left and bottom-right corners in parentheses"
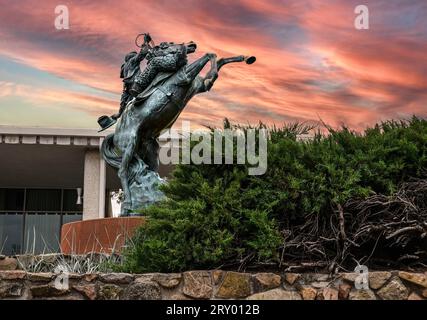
top-left (1, 255), bottom-right (427, 300)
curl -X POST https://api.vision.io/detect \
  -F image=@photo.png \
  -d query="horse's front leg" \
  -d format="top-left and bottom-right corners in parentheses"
top-left (185, 53), bottom-right (216, 81)
top-left (195, 55), bottom-right (256, 94)
top-left (202, 54), bottom-right (219, 92)
top-left (217, 55), bottom-right (256, 70)
top-left (193, 54), bottom-right (219, 94)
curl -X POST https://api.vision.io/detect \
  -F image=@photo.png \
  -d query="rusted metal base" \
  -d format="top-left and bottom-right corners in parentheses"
top-left (60, 217), bottom-right (145, 255)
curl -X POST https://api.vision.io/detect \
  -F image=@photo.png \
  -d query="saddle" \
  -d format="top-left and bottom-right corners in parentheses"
top-left (133, 71), bottom-right (175, 106)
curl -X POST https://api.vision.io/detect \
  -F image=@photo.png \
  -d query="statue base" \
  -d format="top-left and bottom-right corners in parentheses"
top-left (60, 217), bottom-right (145, 255)
top-left (121, 170), bottom-right (165, 215)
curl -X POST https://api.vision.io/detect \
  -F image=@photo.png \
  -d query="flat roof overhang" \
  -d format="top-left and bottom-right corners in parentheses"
top-left (0, 143), bottom-right (121, 189)
top-left (0, 126), bottom-right (173, 190)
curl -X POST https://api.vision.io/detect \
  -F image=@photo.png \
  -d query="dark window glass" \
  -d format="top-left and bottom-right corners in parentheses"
top-left (0, 189), bottom-right (24, 211)
top-left (0, 189), bottom-right (84, 255)
top-left (62, 189), bottom-right (83, 212)
top-left (62, 213), bottom-right (82, 224)
top-left (26, 189), bottom-right (61, 211)
top-left (24, 213), bottom-right (61, 254)
top-left (0, 213), bottom-right (23, 255)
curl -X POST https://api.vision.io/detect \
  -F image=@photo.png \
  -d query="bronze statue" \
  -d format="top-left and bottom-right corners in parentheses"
top-left (98, 33), bottom-right (199, 130)
top-left (100, 36), bottom-right (256, 215)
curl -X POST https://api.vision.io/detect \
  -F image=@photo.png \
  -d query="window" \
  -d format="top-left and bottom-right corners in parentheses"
top-left (26, 189), bottom-right (61, 211)
top-left (62, 189), bottom-right (83, 212)
top-left (0, 189), bottom-right (24, 211)
top-left (0, 214), bottom-right (23, 255)
top-left (0, 188), bottom-right (83, 255)
top-left (24, 213), bottom-right (61, 253)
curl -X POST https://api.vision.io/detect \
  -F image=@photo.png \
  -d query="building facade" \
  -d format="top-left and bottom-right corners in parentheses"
top-left (0, 126), bottom-right (171, 255)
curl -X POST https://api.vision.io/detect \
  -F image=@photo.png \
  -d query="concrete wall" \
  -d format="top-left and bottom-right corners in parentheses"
top-left (83, 149), bottom-right (106, 220)
top-left (0, 126), bottom-right (174, 221)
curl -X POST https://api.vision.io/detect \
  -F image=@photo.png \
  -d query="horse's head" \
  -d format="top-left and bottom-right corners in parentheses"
top-left (185, 41), bottom-right (197, 54)
top-left (156, 41), bottom-right (197, 55)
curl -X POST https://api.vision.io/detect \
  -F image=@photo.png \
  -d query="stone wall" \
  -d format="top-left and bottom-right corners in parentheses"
top-left (1, 268), bottom-right (427, 300)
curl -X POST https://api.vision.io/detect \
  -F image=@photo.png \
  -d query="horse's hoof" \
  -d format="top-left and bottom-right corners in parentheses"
top-left (245, 56), bottom-right (256, 64)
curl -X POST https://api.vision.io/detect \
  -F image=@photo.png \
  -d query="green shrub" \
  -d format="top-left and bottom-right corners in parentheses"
top-left (120, 117), bottom-right (427, 273)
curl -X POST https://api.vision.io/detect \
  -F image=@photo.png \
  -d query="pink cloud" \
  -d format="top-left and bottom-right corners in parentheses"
top-left (0, 0), bottom-right (426, 130)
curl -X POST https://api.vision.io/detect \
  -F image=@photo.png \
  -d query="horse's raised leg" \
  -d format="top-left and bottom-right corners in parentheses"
top-left (185, 53), bottom-right (217, 80)
top-left (217, 55), bottom-right (256, 70)
top-left (196, 55), bottom-right (256, 94)
top-left (203, 54), bottom-right (218, 92)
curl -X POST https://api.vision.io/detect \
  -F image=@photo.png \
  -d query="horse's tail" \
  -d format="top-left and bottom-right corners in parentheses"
top-left (101, 133), bottom-right (122, 169)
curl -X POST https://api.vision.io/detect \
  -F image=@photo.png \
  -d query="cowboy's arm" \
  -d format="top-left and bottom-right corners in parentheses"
top-left (128, 45), bottom-right (149, 66)
top-left (126, 43), bottom-right (150, 68)
top-left (133, 34), bottom-right (153, 62)
top-left (136, 45), bottom-right (150, 61)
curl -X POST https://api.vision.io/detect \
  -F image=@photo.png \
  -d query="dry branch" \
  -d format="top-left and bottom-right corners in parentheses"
top-left (279, 179), bottom-right (427, 271)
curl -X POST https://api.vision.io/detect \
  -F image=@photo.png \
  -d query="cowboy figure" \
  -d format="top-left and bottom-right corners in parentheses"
top-left (111, 34), bottom-right (152, 120)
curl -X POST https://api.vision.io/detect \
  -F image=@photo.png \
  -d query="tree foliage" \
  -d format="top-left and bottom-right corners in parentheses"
top-left (120, 117), bottom-right (427, 273)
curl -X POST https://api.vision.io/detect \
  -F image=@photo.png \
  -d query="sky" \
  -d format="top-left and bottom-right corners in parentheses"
top-left (0, 0), bottom-right (426, 131)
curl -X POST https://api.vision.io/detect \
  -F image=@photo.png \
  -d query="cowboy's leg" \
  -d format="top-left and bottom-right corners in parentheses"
top-left (112, 88), bottom-right (131, 119)
top-left (130, 63), bottom-right (158, 96)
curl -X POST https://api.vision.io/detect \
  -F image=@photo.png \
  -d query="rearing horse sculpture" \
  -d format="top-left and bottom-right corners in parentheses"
top-left (102, 41), bottom-right (256, 216)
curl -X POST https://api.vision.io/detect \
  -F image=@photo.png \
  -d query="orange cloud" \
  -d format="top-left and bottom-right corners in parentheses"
top-left (0, 0), bottom-right (426, 130)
